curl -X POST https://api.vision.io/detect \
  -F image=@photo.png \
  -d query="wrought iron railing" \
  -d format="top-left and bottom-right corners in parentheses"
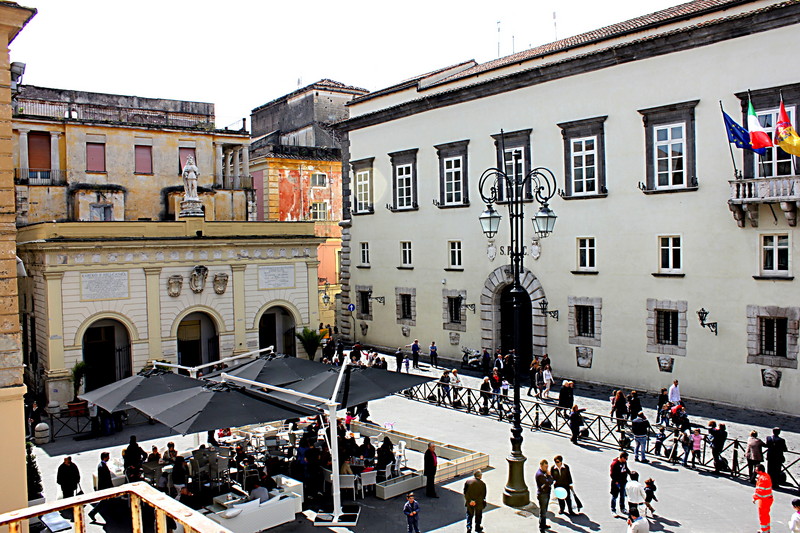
top-left (15, 168), bottom-right (67, 185)
top-left (0, 482), bottom-right (231, 533)
top-left (400, 381), bottom-right (800, 490)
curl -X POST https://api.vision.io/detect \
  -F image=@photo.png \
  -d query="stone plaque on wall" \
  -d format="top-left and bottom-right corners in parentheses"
top-left (81, 271), bottom-right (129, 300)
top-left (258, 264), bottom-right (295, 289)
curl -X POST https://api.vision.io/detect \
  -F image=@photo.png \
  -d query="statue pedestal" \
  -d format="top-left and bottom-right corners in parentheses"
top-left (180, 199), bottom-right (204, 217)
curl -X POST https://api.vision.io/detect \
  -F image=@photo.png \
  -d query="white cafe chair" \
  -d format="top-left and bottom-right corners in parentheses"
top-left (358, 470), bottom-right (378, 497)
top-left (339, 474), bottom-right (357, 500)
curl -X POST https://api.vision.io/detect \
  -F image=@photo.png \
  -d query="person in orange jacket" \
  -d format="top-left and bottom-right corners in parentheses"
top-left (753, 464), bottom-right (773, 533)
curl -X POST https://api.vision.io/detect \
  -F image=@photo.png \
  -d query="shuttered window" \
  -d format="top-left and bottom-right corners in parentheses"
top-left (86, 143), bottom-right (106, 172)
top-left (179, 147), bottom-right (196, 174)
top-left (134, 145), bottom-right (153, 174)
top-left (28, 132), bottom-right (50, 170)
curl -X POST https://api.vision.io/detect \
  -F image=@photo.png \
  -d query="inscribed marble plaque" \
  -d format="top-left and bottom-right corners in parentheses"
top-left (258, 265), bottom-right (295, 289)
top-left (81, 271), bottom-right (129, 300)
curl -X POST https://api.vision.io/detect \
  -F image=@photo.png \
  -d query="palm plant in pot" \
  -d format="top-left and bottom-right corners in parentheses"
top-left (295, 327), bottom-right (324, 361)
top-left (67, 361), bottom-right (89, 416)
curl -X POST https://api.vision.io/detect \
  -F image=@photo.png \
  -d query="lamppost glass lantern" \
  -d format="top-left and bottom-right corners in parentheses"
top-left (479, 204), bottom-right (502, 238)
top-left (532, 204), bottom-right (557, 239)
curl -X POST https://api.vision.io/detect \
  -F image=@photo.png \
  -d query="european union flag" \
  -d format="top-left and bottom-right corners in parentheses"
top-left (723, 110), bottom-right (767, 155)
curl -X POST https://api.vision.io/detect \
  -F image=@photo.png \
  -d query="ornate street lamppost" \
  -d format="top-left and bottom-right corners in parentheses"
top-left (477, 139), bottom-right (557, 508)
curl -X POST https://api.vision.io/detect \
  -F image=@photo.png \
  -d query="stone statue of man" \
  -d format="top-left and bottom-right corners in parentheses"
top-left (182, 156), bottom-right (199, 200)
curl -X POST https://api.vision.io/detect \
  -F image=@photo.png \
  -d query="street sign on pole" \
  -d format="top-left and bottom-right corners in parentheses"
top-left (347, 303), bottom-right (356, 312)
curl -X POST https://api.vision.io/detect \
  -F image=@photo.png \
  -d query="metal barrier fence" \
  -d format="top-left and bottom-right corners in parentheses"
top-left (401, 381), bottom-right (800, 491)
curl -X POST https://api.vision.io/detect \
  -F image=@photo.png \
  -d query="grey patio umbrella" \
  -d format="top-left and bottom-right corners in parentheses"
top-left (79, 367), bottom-right (202, 413)
top-left (127, 381), bottom-right (317, 435)
top-left (204, 354), bottom-right (328, 386)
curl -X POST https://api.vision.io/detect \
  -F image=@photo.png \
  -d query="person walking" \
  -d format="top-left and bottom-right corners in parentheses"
top-left (625, 471), bottom-right (646, 516)
top-left (627, 507), bottom-right (650, 532)
top-left (611, 390), bottom-right (629, 430)
top-left (395, 347), bottom-right (404, 373)
top-left (551, 455), bottom-right (574, 515)
top-left (766, 427), bottom-right (788, 488)
top-left (631, 412), bottom-right (651, 463)
top-left (451, 369), bottom-right (462, 407)
top-left (406, 339), bottom-right (421, 369)
top-left (535, 459), bottom-right (553, 531)
top-left (656, 388), bottom-right (669, 414)
top-left (429, 341), bottom-right (438, 368)
top-left (788, 498), bottom-right (800, 533)
top-left (88, 452), bottom-right (113, 523)
top-left (568, 405), bottom-right (587, 444)
top-left (424, 443), bottom-right (439, 498)
top-left (708, 421), bottom-right (727, 472)
top-left (747, 430), bottom-right (767, 483)
top-left (464, 470), bottom-right (487, 533)
top-left (753, 464), bottom-right (773, 533)
top-left (558, 380), bottom-right (574, 413)
top-left (56, 456), bottom-right (81, 498)
top-left (403, 493), bottom-right (421, 533)
top-left (480, 377), bottom-right (492, 415)
top-left (489, 368), bottom-right (502, 413)
top-left (528, 358), bottom-right (542, 397)
top-left (667, 380), bottom-right (681, 405)
top-left (542, 364), bottom-right (554, 400)
top-left (610, 452), bottom-right (630, 515)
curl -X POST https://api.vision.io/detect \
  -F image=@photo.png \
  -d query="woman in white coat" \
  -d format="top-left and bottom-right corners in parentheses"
top-left (542, 364), bottom-right (554, 399)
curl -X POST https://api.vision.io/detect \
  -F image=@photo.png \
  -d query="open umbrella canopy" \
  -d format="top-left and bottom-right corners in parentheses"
top-left (79, 368), bottom-right (202, 413)
top-left (204, 355), bottom-right (329, 386)
top-left (127, 381), bottom-right (317, 435)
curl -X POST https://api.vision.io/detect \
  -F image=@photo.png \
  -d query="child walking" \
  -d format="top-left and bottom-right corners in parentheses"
top-left (403, 492), bottom-right (420, 533)
top-left (644, 477), bottom-right (658, 517)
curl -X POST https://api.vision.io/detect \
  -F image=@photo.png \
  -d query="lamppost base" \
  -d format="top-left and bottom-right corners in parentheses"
top-left (502, 452), bottom-right (529, 508)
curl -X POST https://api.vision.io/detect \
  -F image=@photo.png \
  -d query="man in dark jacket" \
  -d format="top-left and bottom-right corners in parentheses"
top-left (535, 459), bottom-right (553, 531)
top-left (56, 456), bottom-right (81, 498)
top-left (631, 413), bottom-right (651, 463)
top-left (610, 452), bottom-right (630, 515)
top-left (88, 452), bottom-right (113, 522)
top-left (424, 443), bottom-right (438, 497)
top-left (464, 470), bottom-right (487, 533)
top-left (766, 427), bottom-right (788, 487)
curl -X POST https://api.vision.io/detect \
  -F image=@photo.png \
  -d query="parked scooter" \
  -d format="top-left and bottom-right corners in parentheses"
top-left (460, 346), bottom-right (482, 370)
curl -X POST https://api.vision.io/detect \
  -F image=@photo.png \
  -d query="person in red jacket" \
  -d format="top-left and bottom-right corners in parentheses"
top-left (753, 464), bottom-right (773, 533)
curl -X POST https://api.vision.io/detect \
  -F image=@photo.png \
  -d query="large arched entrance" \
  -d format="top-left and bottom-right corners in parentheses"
top-left (82, 319), bottom-right (132, 391)
top-left (500, 284), bottom-right (533, 365)
top-left (259, 306), bottom-right (296, 356)
top-left (177, 312), bottom-right (219, 368)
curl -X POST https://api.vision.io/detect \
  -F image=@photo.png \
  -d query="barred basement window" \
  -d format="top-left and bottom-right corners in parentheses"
top-left (656, 310), bottom-right (679, 345)
top-left (575, 305), bottom-right (595, 337)
top-left (400, 294), bottom-right (412, 320)
top-left (760, 317), bottom-right (788, 357)
top-left (447, 296), bottom-right (462, 324)
top-left (358, 290), bottom-right (370, 315)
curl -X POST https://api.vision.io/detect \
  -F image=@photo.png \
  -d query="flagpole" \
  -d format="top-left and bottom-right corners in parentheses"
top-left (784, 89), bottom-right (799, 176)
top-left (721, 101), bottom-right (740, 178)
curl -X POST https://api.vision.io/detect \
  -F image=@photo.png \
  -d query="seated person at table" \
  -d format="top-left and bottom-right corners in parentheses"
top-left (360, 437), bottom-right (376, 464)
top-left (176, 486), bottom-right (201, 509)
top-left (233, 445), bottom-right (249, 468)
top-left (258, 470), bottom-right (278, 491)
top-left (217, 427), bottom-right (232, 438)
top-left (340, 458), bottom-right (354, 475)
top-left (376, 437), bottom-right (395, 471)
top-left (247, 480), bottom-right (270, 503)
top-left (162, 442), bottom-right (178, 464)
top-left (147, 445), bottom-right (161, 463)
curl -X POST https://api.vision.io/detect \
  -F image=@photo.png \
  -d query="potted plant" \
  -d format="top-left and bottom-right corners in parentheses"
top-left (67, 361), bottom-right (89, 416)
top-left (26, 442), bottom-right (44, 505)
top-left (295, 327), bottom-right (324, 361)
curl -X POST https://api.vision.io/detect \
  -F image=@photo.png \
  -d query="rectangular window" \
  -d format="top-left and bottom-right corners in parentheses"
top-left (89, 205), bottom-right (113, 221)
top-left (396, 164), bottom-right (413, 208)
top-left (360, 242), bottom-right (370, 266)
top-left (571, 136), bottom-right (597, 195)
top-left (400, 294), bottom-right (412, 320)
top-left (499, 147), bottom-right (524, 202)
top-left (401, 241), bottom-right (412, 266)
top-left (762, 234), bottom-right (789, 275)
top-left (575, 305), bottom-right (595, 337)
top-left (577, 237), bottom-right (596, 270)
top-left (134, 145), bottom-right (153, 174)
top-left (447, 296), bottom-right (462, 324)
top-left (656, 310), bottom-right (679, 345)
top-left (86, 142), bottom-right (106, 172)
top-left (310, 201), bottom-right (328, 220)
top-left (179, 147), bottom-right (196, 174)
top-left (355, 170), bottom-right (372, 213)
top-left (448, 241), bottom-right (462, 268)
top-left (310, 173), bottom-right (327, 187)
top-left (443, 157), bottom-right (463, 205)
top-left (654, 123), bottom-right (686, 188)
top-left (28, 132), bottom-right (51, 172)
top-left (358, 290), bottom-right (370, 315)
top-left (760, 317), bottom-right (788, 357)
top-left (492, 130), bottom-right (531, 203)
top-left (659, 235), bottom-right (681, 272)
top-left (757, 107), bottom-right (794, 178)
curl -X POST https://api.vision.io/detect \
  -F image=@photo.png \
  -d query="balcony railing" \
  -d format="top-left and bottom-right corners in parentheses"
top-left (729, 176), bottom-right (800, 227)
top-left (14, 168), bottom-right (67, 186)
top-left (0, 482), bottom-right (232, 533)
top-left (214, 174), bottom-right (253, 190)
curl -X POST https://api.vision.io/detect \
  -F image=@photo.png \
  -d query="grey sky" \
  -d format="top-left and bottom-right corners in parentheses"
top-left (11, 0), bottom-right (681, 127)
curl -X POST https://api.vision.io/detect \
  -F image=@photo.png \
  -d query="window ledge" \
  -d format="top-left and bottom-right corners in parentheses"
top-left (641, 186), bottom-right (698, 195)
top-left (386, 205), bottom-right (419, 213)
top-left (747, 354), bottom-right (798, 369)
top-left (753, 275), bottom-right (794, 281)
top-left (352, 209), bottom-right (375, 216)
top-left (85, 170), bottom-right (108, 174)
top-left (444, 268), bottom-right (464, 272)
top-left (561, 193), bottom-right (609, 201)
top-left (396, 266), bottom-right (414, 270)
top-left (570, 270), bottom-right (598, 275)
top-left (356, 265), bottom-right (371, 269)
top-left (651, 272), bottom-right (685, 278)
top-left (133, 172), bottom-right (154, 176)
top-left (435, 202), bottom-right (470, 209)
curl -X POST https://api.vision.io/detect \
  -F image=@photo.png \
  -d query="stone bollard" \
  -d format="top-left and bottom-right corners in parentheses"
top-left (46, 401), bottom-right (60, 416)
top-left (34, 422), bottom-right (50, 445)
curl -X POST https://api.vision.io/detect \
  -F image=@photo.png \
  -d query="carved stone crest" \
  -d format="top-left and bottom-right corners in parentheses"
top-left (189, 265), bottom-right (209, 294)
top-left (761, 368), bottom-right (782, 388)
top-left (360, 322), bottom-right (369, 336)
top-left (576, 346), bottom-right (593, 368)
top-left (449, 332), bottom-right (460, 345)
top-left (487, 239), bottom-right (497, 262)
top-left (213, 272), bottom-right (229, 295)
top-left (530, 238), bottom-right (541, 260)
top-left (657, 355), bottom-right (675, 373)
top-left (167, 275), bottom-right (183, 297)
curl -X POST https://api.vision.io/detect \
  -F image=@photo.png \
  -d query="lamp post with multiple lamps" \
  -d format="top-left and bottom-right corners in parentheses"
top-left (477, 143), bottom-right (558, 508)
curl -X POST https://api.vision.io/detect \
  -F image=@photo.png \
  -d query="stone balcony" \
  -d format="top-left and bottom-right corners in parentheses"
top-left (728, 176), bottom-right (800, 227)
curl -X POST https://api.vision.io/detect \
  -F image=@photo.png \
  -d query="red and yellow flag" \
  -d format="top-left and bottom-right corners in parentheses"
top-left (775, 99), bottom-right (800, 156)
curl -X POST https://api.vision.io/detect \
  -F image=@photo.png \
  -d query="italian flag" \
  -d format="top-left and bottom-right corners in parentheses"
top-left (747, 99), bottom-right (772, 150)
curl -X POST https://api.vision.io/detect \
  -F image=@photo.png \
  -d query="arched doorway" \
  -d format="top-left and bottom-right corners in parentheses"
top-left (500, 284), bottom-right (533, 367)
top-left (259, 306), bottom-right (296, 356)
top-left (177, 312), bottom-right (219, 368)
top-left (82, 319), bottom-right (132, 391)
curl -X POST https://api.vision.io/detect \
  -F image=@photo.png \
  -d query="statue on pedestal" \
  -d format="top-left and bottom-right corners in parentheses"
top-left (180, 156), bottom-right (204, 217)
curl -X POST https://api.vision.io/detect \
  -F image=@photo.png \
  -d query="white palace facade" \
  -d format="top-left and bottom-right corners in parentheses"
top-left (337, 0), bottom-right (800, 413)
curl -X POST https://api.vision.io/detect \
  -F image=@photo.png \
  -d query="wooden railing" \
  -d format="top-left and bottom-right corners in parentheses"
top-left (0, 482), bottom-right (232, 533)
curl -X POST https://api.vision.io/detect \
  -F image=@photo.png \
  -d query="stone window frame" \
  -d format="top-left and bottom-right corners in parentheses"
top-left (388, 149), bottom-right (419, 211)
top-left (434, 140), bottom-right (470, 208)
top-left (557, 116), bottom-right (608, 199)
top-left (491, 129), bottom-right (533, 202)
top-left (351, 157), bottom-right (375, 215)
top-left (568, 296), bottom-right (602, 347)
top-left (395, 287), bottom-right (416, 326)
top-left (646, 298), bottom-right (687, 356)
top-left (746, 304), bottom-right (799, 369)
top-left (638, 100), bottom-right (699, 194)
top-left (355, 284), bottom-right (373, 320)
top-left (442, 289), bottom-right (467, 332)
